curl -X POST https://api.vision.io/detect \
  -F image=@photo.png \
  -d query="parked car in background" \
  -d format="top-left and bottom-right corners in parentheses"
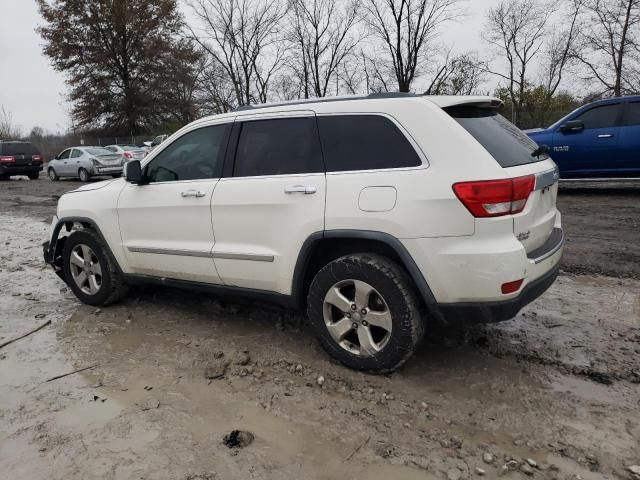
top-left (104, 144), bottom-right (147, 162)
top-left (142, 134), bottom-right (169, 153)
top-left (47, 146), bottom-right (124, 182)
top-left (0, 141), bottom-right (43, 180)
top-left (527, 96), bottom-right (640, 179)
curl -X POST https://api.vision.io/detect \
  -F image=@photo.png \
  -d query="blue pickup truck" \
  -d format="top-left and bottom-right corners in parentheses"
top-left (527, 96), bottom-right (640, 179)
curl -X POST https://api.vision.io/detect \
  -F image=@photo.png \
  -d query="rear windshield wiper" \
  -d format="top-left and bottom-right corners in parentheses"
top-left (531, 144), bottom-right (550, 158)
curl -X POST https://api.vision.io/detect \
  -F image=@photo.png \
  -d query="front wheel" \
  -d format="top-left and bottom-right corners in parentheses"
top-left (48, 168), bottom-right (59, 181)
top-left (78, 168), bottom-right (90, 182)
top-left (307, 253), bottom-right (425, 373)
top-left (62, 229), bottom-right (127, 306)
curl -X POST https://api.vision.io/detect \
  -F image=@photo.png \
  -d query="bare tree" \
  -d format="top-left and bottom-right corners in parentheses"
top-left (576, 0), bottom-right (640, 96)
top-left (198, 58), bottom-right (241, 114)
top-left (187, 0), bottom-right (285, 107)
top-left (424, 52), bottom-right (486, 95)
top-left (364, 0), bottom-right (462, 93)
top-left (0, 106), bottom-right (22, 139)
top-left (288, 0), bottom-right (361, 98)
top-left (541, 0), bottom-right (584, 97)
top-left (483, 0), bottom-right (554, 124)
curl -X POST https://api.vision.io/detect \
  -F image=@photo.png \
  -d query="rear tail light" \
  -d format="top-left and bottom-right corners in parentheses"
top-left (32, 155), bottom-right (42, 162)
top-left (452, 175), bottom-right (535, 218)
top-left (501, 279), bottom-right (524, 294)
top-left (0, 156), bottom-right (16, 164)
top-left (123, 151), bottom-right (133, 159)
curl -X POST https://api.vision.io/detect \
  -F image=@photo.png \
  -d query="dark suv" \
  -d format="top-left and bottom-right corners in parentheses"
top-left (0, 141), bottom-right (43, 180)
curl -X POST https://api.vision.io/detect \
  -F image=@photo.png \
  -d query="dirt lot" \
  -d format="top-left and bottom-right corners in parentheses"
top-left (1, 175), bottom-right (639, 480)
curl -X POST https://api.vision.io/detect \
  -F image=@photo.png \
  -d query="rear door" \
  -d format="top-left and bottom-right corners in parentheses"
top-left (619, 100), bottom-right (640, 177)
top-left (552, 102), bottom-right (622, 177)
top-left (211, 112), bottom-right (326, 294)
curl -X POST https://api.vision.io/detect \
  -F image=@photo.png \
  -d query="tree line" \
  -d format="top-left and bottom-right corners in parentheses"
top-left (25, 0), bottom-right (640, 136)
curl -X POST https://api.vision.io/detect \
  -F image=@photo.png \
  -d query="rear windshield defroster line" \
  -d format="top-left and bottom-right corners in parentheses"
top-left (445, 106), bottom-right (547, 168)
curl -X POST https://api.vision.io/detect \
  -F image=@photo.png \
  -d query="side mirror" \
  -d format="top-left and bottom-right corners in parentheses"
top-left (559, 120), bottom-right (584, 133)
top-left (124, 160), bottom-right (143, 184)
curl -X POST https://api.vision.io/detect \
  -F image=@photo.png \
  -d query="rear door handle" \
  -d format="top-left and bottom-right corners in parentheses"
top-left (284, 185), bottom-right (317, 194)
top-left (181, 189), bottom-right (206, 198)
top-left (597, 134), bottom-right (614, 138)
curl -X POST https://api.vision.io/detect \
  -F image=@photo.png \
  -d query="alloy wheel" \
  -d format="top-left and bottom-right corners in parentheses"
top-left (322, 279), bottom-right (392, 357)
top-left (69, 244), bottom-right (102, 295)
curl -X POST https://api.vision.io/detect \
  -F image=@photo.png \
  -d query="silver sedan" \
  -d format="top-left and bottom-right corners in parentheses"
top-left (104, 144), bottom-right (147, 162)
top-left (47, 146), bottom-right (124, 182)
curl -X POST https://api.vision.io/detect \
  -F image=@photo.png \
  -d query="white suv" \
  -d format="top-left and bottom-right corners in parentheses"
top-left (43, 93), bottom-right (564, 372)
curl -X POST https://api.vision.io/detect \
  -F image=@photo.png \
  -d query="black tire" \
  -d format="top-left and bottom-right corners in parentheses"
top-left (62, 229), bottom-right (128, 306)
top-left (48, 168), bottom-right (59, 181)
top-left (79, 168), bottom-right (90, 182)
top-left (307, 253), bottom-right (425, 373)
top-left (28, 173), bottom-right (40, 180)
top-left (0, 174), bottom-right (10, 181)
top-left (111, 173), bottom-right (122, 178)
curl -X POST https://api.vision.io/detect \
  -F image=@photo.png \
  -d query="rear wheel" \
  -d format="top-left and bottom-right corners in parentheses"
top-left (111, 173), bottom-right (122, 178)
top-left (307, 253), bottom-right (425, 373)
top-left (48, 168), bottom-right (59, 181)
top-left (62, 229), bottom-right (127, 306)
top-left (79, 168), bottom-right (90, 182)
top-left (0, 174), bottom-right (9, 181)
top-left (28, 173), bottom-right (40, 180)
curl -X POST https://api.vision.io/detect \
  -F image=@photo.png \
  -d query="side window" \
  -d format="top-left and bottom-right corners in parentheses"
top-left (317, 115), bottom-right (421, 172)
top-left (70, 149), bottom-right (82, 158)
top-left (233, 117), bottom-right (323, 177)
top-left (574, 104), bottom-right (620, 130)
top-left (58, 149), bottom-right (71, 160)
top-left (622, 102), bottom-right (640, 126)
top-left (145, 125), bottom-right (230, 183)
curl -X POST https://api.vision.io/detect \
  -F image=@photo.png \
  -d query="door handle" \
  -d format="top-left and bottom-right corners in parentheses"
top-left (285, 185), bottom-right (317, 194)
top-left (181, 189), bottom-right (206, 198)
top-left (597, 134), bottom-right (614, 138)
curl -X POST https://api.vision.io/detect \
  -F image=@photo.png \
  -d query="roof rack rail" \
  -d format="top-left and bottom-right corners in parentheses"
top-left (233, 92), bottom-right (423, 112)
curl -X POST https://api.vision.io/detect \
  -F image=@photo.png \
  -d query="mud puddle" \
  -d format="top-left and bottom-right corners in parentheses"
top-left (1, 205), bottom-right (639, 479)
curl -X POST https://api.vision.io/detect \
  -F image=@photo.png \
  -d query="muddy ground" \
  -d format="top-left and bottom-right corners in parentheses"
top-left (1, 175), bottom-right (639, 480)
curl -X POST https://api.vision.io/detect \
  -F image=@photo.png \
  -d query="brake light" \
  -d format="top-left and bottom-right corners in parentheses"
top-left (452, 175), bottom-right (535, 218)
top-left (32, 155), bottom-right (42, 162)
top-left (0, 156), bottom-right (16, 164)
top-left (123, 151), bottom-right (132, 159)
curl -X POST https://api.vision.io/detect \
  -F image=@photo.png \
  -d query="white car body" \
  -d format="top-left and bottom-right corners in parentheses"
top-left (45, 93), bottom-right (563, 348)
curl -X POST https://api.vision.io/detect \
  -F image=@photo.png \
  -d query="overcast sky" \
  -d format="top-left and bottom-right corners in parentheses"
top-left (0, 0), bottom-right (501, 134)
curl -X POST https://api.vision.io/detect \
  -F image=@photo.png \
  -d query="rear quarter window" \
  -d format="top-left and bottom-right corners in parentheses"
top-left (446, 107), bottom-right (545, 168)
top-left (317, 115), bottom-right (421, 172)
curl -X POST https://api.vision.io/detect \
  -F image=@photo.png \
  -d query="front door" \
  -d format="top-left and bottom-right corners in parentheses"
top-left (117, 123), bottom-right (232, 283)
top-left (552, 102), bottom-right (622, 177)
top-left (211, 113), bottom-right (326, 294)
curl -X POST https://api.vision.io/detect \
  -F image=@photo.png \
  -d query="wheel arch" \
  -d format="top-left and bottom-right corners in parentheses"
top-left (291, 230), bottom-right (437, 310)
top-left (45, 216), bottom-right (124, 275)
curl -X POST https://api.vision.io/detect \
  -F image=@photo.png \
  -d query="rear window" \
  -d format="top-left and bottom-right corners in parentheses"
top-left (317, 115), bottom-right (421, 172)
top-left (446, 107), bottom-right (546, 168)
top-left (86, 147), bottom-right (114, 156)
top-left (0, 142), bottom-right (39, 155)
top-left (121, 145), bottom-right (140, 151)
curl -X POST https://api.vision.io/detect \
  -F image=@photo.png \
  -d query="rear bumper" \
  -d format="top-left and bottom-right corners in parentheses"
top-left (434, 260), bottom-right (561, 324)
top-left (91, 165), bottom-right (123, 175)
top-left (0, 164), bottom-right (43, 175)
